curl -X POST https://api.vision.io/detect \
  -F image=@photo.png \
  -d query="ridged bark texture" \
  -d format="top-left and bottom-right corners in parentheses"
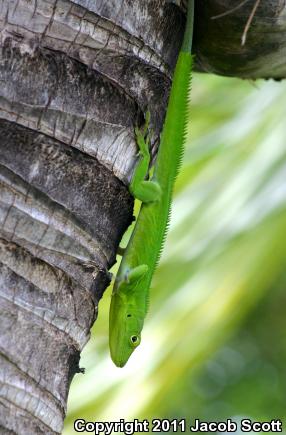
top-left (0, 0), bottom-right (285, 433)
top-left (0, 0), bottom-right (183, 433)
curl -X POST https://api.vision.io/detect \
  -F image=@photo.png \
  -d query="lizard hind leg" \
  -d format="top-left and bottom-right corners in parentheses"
top-left (117, 264), bottom-right (149, 295)
top-left (130, 121), bottom-right (162, 203)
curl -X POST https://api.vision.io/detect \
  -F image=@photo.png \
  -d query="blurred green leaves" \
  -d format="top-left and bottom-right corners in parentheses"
top-left (64, 74), bottom-right (286, 433)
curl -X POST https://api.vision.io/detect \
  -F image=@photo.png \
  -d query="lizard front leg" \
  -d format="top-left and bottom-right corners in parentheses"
top-left (116, 264), bottom-right (149, 294)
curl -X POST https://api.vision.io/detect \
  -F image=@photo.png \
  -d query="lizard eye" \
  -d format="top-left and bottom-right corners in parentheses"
top-left (130, 335), bottom-right (140, 347)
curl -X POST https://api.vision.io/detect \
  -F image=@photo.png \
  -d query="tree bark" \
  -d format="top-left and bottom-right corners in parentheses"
top-left (0, 0), bottom-right (285, 433)
top-left (0, 0), bottom-right (179, 433)
top-left (193, 0), bottom-right (286, 79)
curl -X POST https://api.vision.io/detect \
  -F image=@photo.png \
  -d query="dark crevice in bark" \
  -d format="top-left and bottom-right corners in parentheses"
top-left (66, 346), bottom-right (82, 387)
top-left (193, 0), bottom-right (286, 79)
top-left (0, 423), bottom-right (17, 435)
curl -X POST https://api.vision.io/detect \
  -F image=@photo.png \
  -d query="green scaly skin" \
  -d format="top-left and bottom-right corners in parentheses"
top-left (109, 0), bottom-right (194, 367)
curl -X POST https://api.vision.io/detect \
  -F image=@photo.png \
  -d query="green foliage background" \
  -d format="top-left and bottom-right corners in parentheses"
top-left (64, 73), bottom-right (286, 434)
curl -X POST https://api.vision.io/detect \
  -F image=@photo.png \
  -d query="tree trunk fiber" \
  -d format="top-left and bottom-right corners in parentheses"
top-left (0, 0), bottom-right (285, 433)
top-left (193, 0), bottom-right (286, 79)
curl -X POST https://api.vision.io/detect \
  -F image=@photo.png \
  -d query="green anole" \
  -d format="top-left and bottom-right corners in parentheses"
top-left (109, 0), bottom-right (194, 367)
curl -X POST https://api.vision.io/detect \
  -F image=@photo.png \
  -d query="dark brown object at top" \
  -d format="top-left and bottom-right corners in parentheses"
top-left (193, 0), bottom-right (286, 79)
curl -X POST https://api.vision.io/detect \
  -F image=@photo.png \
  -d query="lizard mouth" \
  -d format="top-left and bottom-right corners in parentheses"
top-left (110, 346), bottom-right (131, 368)
top-left (109, 324), bottom-right (132, 368)
top-left (114, 359), bottom-right (126, 368)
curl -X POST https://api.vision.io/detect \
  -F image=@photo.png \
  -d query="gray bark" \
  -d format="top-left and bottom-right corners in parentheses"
top-left (0, 0), bottom-right (178, 433)
top-left (0, 0), bottom-right (285, 433)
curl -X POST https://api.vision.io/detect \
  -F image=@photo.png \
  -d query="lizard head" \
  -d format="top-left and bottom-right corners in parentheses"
top-left (109, 264), bottom-right (149, 367)
top-left (109, 290), bottom-right (145, 367)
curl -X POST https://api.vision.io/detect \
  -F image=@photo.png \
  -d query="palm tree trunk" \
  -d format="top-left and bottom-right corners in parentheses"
top-left (0, 0), bottom-right (285, 433)
top-left (194, 0), bottom-right (286, 78)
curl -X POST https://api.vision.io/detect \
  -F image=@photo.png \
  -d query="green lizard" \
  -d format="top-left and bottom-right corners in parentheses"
top-left (109, 0), bottom-right (194, 367)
